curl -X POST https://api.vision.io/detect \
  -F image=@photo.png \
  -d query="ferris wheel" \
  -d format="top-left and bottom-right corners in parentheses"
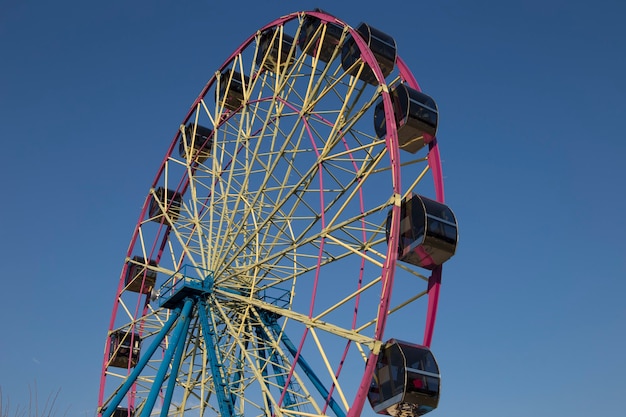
top-left (97, 10), bottom-right (458, 417)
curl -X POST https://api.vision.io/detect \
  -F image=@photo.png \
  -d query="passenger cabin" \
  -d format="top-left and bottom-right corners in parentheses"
top-left (179, 123), bottom-right (213, 164)
top-left (341, 23), bottom-right (397, 85)
top-left (218, 69), bottom-right (248, 111)
top-left (109, 330), bottom-right (140, 369)
top-left (257, 28), bottom-right (295, 73)
top-left (112, 407), bottom-right (134, 417)
top-left (374, 84), bottom-right (438, 154)
top-left (387, 194), bottom-right (457, 269)
top-left (368, 340), bottom-right (440, 416)
top-left (298, 13), bottom-right (343, 63)
top-left (148, 187), bottom-right (182, 225)
top-left (124, 256), bottom-right (157, 294)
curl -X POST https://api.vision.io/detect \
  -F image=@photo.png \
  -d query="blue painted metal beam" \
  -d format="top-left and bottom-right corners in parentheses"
top-left (197, 299), bottom-right (235, 417)
top-left (102, 305), bottom-right (184, 417)
top-left (141, 297), bottom-right (194, 416)
top-left (159, 300), bottom-right (193, 417)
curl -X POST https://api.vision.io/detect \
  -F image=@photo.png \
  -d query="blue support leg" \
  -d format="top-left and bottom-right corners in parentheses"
top-left (102, 306), bottom-right (184, 417)
top-left (159, 300), bottom-right (193, 417)
top-left (197, 299), bottom-right (235, 417)
top-left (140, 297), bottom-right (195, 417)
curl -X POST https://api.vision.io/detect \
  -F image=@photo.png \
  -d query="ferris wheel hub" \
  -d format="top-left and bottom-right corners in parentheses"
top-left (158, 265), bottom-right (215, 309)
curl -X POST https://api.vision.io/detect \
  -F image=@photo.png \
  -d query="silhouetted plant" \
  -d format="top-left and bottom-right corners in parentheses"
top-left (0, 383), bottom-right (68, 417)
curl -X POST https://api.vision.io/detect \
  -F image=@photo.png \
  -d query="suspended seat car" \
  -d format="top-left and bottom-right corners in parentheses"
top-left (368, 339), bottom-right (440, 416)
top-left (108, 330), bottom-right (140, 369)
top-left (124, 256), bottom-right (157, 294)
top-left (218, 69), bottom-right (249, 111)
top-left (257, 28), bottom-right (295, 73)
top-left (374, 84), bottom-right (438, 154)
top-left (111, 407), bottom-right (134, 417)
top-left (387, 194), bottom-right (458, 269)
top-left (178, 123), bottom-right (213, 164)
top-left (298, 11), bottom-right (344, 63)
top-left (148, 187), bottom-right (182, 225)
top-left (341, 22), bottom-right (397, 85)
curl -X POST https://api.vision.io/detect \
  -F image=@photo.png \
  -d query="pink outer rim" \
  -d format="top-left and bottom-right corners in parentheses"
top-left (397, 56), bottom-right (445, 348)
top-left (98, 10), bottom-right (446, 417)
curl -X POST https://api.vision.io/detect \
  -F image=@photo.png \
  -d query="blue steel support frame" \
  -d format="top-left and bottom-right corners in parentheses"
top-left (197, 299), bottom-right (235, 417)
top-left (102, 304), bottom-right (184, 417)
top-left (141, 298), bottom-right (194, 416)
top-left (159, 300), bottom-right (193, 417)
top-left (263, 314), bottom-right (345, 417)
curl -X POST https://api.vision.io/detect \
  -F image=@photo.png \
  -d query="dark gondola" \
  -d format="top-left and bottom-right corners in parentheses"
top-left (124, 256), bottom-right (157, 294)
top-left (387, 194), bottom-right (458, 269)
top-left (257, 28), bottom-right (295, 73)
top-left (374, 84), bottom-right (438, 154)
top-left (108, 331), bottom-right (140, 369)
top-left (298, 12), bottom-right (344, 63)
top-left (217, 69), bottom-right (248, 111)
top-left (368, 340), bottom-right (440, 416)
top-left (178, 123), bottom-right (213, 164)
top-left (148, 187), bottom-right (182, 225)
top-left (111, 407), bottom-right (134, 417)
top-left (341, 22), bottom-right (397, 85)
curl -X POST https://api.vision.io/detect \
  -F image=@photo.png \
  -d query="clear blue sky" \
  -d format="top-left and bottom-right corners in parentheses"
top-left (1, 0), bottom-right (625, 416)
